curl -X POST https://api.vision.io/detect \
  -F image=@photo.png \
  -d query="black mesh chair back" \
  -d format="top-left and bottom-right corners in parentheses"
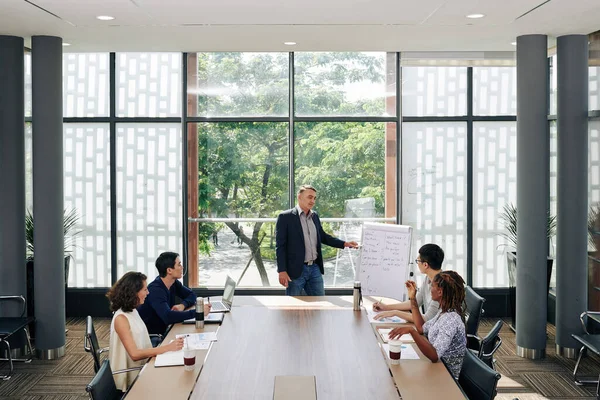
top-left (84, 316), bottom-right (103, 373)
top-left (465, 286), bottom-right (485, 337)
top-left (86, 360), bottom-right (121, 400)
top-left (458, 349), bottom-right (501, 400)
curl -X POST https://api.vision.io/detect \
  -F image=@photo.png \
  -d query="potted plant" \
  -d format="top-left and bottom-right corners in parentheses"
top-left (498, 203), bottom-right (557, 331)
top-left (25, 208), bottom-right (81, 337)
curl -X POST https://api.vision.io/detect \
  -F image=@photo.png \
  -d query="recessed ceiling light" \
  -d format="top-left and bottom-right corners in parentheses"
top-left (96, 15), bottom-right (115, 21)
top-left (284, 41), bottom-right (297, 46)
top-left (466, 13), bottom-right (485, 19)
top-left (62, 42), bottom-right (71, 46)
top-left (511, 42), bottom-right (517, 46)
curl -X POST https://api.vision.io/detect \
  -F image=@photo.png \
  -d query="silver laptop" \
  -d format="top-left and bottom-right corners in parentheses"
top-left (210, 275), bottom-right (237, 313)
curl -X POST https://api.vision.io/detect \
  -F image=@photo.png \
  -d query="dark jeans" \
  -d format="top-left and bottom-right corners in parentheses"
top-left (285, 264), bottom-right (325, 296)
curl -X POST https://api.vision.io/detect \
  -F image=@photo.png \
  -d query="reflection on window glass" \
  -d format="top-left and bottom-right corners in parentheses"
top-left (116, 124), bottom-right (182, 280)
top-left (472, 122), bottom-right (517, 288)
top-left (116, 53), bottom-right (181, 117)
top-left (190, 53), bottom-right (289, 117)
top-left (295, 52), bottom-right (395, 117)
top-left (402, 67), bottom-right (467, 117)
top-left (63, 53), bottom-right (109, 117)
top-left (294, 122), bottom-right (393, 218)
top-left (196, 122), bottom-right (289, 287)
top-left (473, 67), bottom-right (516, 116)
top-left (550, 55), bottom-right (557, 115)
top-left (401, 122), bottom-right (467, 278)
top-left (64, 123), bottom-right (111, 287)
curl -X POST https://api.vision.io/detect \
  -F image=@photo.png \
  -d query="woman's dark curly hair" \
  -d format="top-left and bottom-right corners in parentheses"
top-left (106, 271), bottom-right (147, 312)
top-left (433, 270), bottom-right (466, 323)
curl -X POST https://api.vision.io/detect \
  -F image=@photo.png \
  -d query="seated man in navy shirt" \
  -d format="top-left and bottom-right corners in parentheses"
top-left (138, 251), bottom-right (210, 335)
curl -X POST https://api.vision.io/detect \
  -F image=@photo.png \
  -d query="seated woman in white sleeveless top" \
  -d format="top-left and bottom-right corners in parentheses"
top-left (106, 272), bottom-right (184, 392)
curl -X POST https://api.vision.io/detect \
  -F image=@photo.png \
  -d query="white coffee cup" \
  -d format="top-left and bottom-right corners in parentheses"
top-left (183, 347), bottom-right (196, 371)
top-left (389, 339), bottom-right (403, 365)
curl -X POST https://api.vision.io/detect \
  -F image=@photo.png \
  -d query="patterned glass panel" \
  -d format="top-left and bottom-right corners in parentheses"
top-left (401, 122), bottom-right (467, 279)
top-left (550, 55), bottom-right (557, 115)
top-left (402, 67), bottom-right (467, 117)
top-left (472, 122), bottom-right (517, 288)
top-left (116, 123), bottom-right (182, 280)
top-left (63, 53), bottom-right (109, 117)
top-left (591, 121), bottom-right (600, 203)
top-left (25, 123), bottom-right (32, 211)
top-left (116, 53), bottom-right (181, 117)
top-left (549, 122), bottom-right (558, 289)
top-left (295, 52), bottom-right (395, 117)
top-left (25, 53), bottom-right (31, 117)
top-left (473, 67), bottom-right (516, 116)
top-left (64, 123), bottom-right (111, 287)
top-left (591, 67), bottom-right (600, 111)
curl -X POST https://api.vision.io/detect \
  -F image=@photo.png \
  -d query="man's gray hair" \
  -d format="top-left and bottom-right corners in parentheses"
top-left (297, 185), bottom-right (317, 195)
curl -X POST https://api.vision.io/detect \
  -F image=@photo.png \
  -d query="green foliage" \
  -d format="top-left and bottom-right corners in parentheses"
top-left (25, 208), bottom-right (82, 258)
top-left (195, 52), bottom-right (390, 281)
top-left (498, 203), bottom-right (557, 250)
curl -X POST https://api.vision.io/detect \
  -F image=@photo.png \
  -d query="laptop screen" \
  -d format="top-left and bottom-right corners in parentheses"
top-left (222, 275), bottom-right (237, 305)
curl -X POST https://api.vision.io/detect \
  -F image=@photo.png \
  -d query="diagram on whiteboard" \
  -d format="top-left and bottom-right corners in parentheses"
top-left (358, 223), bottom-right (412, 300)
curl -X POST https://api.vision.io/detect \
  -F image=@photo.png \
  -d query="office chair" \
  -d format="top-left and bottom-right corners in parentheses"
top-left (86, 360), bottom-right (122, 400)
top-left (572, 311), bottom-right (600, 397)
top-left (0, 295), bottom-right (34, 380)
top-left (469, 320), bottom-right (503, 369)
top-left (465, 286), bottom-right (486, 349)
top-left (84, 316), bottom-right (161, 373)
top-left (84, 316), bottom-right (108, 373)
top-left (458, 349), bottom-right (501, 400)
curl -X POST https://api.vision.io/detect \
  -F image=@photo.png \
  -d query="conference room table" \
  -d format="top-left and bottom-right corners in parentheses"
top-left (125, 296), bottom-right (466, 400)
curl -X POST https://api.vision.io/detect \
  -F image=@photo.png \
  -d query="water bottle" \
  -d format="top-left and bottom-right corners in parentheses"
top-left (353, 281), bottom-right (362, 311)
top-left (195, 298), bottom-right (204, 329)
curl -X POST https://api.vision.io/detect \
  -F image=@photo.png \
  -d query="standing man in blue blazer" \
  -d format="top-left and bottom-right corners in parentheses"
top-left (276, 185), bottom-right (359, 295)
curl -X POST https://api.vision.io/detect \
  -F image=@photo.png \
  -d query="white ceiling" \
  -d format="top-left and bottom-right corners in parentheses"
top-left (0, 0), bottom-right (599, 52)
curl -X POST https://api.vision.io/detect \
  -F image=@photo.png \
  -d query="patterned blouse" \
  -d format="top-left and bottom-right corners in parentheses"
top-left (423, 310), bottom-right (467, 379)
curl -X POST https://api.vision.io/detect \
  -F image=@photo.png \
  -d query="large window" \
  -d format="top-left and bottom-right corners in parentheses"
top-left (402, 67), bottom-right (467, 117)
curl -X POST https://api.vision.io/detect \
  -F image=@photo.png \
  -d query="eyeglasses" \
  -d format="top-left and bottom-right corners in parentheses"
top-left (415, 259), bottom-right (423, 264)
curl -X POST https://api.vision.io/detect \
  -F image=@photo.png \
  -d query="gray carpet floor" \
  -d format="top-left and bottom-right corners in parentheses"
top-left (0, 318), bottom-right (598, 399)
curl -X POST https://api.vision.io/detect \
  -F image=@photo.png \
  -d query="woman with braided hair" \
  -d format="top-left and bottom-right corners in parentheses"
top-left (389, 270), bottom-right (467, 378)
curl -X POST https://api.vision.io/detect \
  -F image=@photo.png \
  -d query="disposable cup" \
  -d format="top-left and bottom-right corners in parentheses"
top-left (183, 348), bottom-right (196, 371)
top-left (389, 339), bottom-right (402, 364)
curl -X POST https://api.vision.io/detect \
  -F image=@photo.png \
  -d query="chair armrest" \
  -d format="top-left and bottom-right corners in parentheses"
top-left (481, 338), bottom-right (502, 359)
top-left (148, 334), bottom-right (163, 340)
top-left (466, 333), bottom-right (482, 355)
top-left (112, 366), bottom-right (143, 375)
top-left (579, 311), bottom-right (600, 334)
top-left (0, 296), bottom-right (26, 317)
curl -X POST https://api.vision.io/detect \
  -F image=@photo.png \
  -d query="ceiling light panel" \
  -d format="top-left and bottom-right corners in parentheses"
top-left (32, 0), bottom-right (153, 25)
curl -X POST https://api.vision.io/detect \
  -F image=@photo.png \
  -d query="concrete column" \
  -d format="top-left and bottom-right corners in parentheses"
top-left (516, 34), bottom-right (549, 360)
top-left (0, 36), bottom-right (26, 312)
top-left (31, 35), bottom-right (65, 360)
top-left (555, 34), bottom-right (589, 358)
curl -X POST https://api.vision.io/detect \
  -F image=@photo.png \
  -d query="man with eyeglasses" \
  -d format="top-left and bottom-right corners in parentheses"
top-left (373, 243), bottom-right (444, 322)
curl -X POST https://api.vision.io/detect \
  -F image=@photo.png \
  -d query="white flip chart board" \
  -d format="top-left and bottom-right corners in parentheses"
top-left (357, 223), bottom-right (412, 301)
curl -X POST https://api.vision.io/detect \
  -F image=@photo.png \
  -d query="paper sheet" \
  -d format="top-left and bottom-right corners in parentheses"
top-left (176, 332), bottom-right (217, 350)
top-left (382, 343), bottom-right (420, 360)
top-left (367, 309), bottom-right (406, 324)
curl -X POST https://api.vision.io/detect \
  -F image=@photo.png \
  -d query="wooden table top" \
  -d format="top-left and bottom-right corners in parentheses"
top-left (126, 296), bottom-right (466, 400)
top-left (190, 306), bottom-right (400, 400)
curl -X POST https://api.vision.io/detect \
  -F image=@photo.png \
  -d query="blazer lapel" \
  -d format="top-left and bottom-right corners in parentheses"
top-left (291, 207), bottom-right (305, 249)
